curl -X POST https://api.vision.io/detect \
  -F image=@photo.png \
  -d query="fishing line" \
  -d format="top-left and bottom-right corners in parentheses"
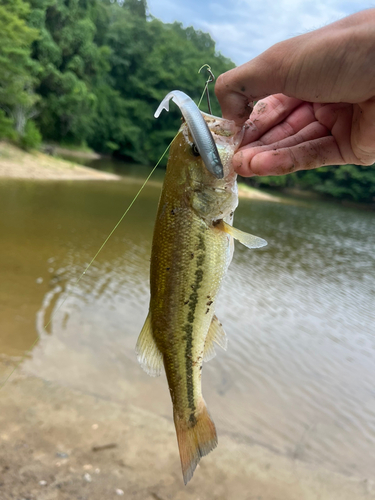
top-left (0, 140), bottom-right (175, 391)
top-left (0, 67), bottom-right (213, 390)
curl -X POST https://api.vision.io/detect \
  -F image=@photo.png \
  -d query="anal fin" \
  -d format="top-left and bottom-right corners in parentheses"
top-left (217, 220), bottom-right (267, 249)
top-left (135, 311), bottom-right (163, 377)
top-left (203, 315), bottom-right (227, 362)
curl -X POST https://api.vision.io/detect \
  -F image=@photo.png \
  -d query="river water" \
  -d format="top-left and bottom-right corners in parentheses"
top-left (0, 173), bottom-right (374, 480)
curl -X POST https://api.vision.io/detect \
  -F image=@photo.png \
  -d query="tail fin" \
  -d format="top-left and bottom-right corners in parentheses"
top-left (174, 401), bottom-right (217, 485)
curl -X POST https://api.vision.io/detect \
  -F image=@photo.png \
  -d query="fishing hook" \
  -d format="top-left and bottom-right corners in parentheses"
top-left (198, 65), bottom-right (215, 114)
top-left (205, 68), bottom-right (215, 114)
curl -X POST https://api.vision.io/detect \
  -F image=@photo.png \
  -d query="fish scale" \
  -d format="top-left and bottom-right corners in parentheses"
top-left (136, 92), bottom-right (267, 484)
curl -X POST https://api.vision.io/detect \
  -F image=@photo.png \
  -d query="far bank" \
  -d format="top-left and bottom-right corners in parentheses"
top-left (0, 141), bottom-right (119, 181)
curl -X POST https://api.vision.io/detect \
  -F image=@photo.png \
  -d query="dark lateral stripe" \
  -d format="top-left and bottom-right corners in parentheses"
top-left (183, 232), bottom-right (206, 418)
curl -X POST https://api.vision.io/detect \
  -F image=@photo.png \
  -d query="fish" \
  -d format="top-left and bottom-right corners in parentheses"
top-left (136, 90), bottom-right (267, 484)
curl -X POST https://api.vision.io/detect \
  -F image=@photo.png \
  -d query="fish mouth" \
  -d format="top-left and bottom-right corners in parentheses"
top-left (155, 90), bottom-right (225, 179)
top-left (201, 112), bottom-right (244, 152)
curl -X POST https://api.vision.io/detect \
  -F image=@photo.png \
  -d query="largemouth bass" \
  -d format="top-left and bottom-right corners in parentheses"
top-left (136, 91), bottom-right (266, 484)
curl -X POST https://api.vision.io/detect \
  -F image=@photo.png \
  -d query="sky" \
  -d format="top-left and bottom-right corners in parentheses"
top-left (147, 0), bottom-right (373, 66)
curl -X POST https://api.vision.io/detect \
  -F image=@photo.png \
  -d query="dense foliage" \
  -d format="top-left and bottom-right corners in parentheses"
top-left (0, 0), bottom-right (374, 202)
top-left (26, 0), bottom-right (234, 164)
top-left (0, 0), bottom-right (39, 142)
top-left (247, 164), bottom-right (375, 204)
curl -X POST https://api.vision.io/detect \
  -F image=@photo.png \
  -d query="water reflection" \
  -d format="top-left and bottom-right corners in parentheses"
top-left (0, 177), bottom-right (375, 479)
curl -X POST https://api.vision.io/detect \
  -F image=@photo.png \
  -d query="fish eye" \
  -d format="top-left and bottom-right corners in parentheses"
top-left (191, 143), bottom-right (200, 157)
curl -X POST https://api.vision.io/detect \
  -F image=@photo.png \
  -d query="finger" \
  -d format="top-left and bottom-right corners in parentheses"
top-left (235, 121), bottom-right (330, 175)
top-left (351, 98), bottom-right (375, 164)
top-left (314, 102), bottom-right (362, 164)
top-left (244, 101), bottom-right (315, 146)
top-left (241, 95), bottom-right (304, 144)
top-left (235, 136), bottom-right (345, 177)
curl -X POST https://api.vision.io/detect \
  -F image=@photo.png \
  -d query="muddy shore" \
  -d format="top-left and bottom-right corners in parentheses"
top-left (0, 141), bottom-right (119, 181)
top-left (0, 141), bottom-right (283, 204)
top-left (1, 359), bottom-right (373, 500)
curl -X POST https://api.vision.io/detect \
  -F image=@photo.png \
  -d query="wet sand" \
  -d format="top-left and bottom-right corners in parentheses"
top-left (1, 360), bottom-right (373, 500)
top-left (0, 141), bottom-right (284, 203)
top-left (237, 183), bottom-right (283, 202)
top-left (0, 141), bottom-right (119, 181)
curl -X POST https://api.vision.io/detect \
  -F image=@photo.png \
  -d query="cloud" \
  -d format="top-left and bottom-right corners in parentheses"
top-left (148, 0), bottom-right (371, 65)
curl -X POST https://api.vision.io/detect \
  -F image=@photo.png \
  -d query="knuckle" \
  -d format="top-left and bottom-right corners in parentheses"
top-left (214, 73), bottom-right (228, 97)
top-left (280, 121), bottom-right (296, 137)
top-left (287, 147), bottom-right (299, 172)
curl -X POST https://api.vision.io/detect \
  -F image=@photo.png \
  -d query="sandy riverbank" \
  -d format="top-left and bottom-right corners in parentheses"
top-left (52, 145), bottom-right (102, 160)
top-left (0, 141), bottom-right (119, 181)
top-left (0, 360), bottom-right (373, 500)
top-left (0, 141), bottom-right (286, 204)
top-left (237, 182), bottom-right (285, 202)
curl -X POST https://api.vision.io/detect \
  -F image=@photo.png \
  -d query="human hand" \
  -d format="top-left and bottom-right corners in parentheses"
top-left (215, 10), bottom-right (375, 177)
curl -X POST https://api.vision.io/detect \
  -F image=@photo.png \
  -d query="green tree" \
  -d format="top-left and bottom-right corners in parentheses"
top-left (88, 1), bottom-right (234, 163)
top-left (0, 0), bottom-right (39, 139)
top-left (2, 0), bottom-right (372, 202)
top-left (248, 164), bottom-right (375, 203)
top-left (29, 0), bottom-right (106, 145)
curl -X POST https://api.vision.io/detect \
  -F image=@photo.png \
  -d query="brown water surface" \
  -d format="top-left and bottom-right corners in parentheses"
top-left (1, 175), bottom-right (375, 481)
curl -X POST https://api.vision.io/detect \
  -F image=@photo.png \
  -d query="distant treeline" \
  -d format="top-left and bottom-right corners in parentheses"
top-left (251, 164), bottom-right (375, 203)
top-left (0, 0), bottom-right (234, 161)
top-left (1, 0), bottom-right (374, 202)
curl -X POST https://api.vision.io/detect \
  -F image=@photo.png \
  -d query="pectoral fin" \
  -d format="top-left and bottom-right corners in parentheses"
top-left (203, 315), bottom-right (227, 362)
top-left (135, 312), bottom-right (163, 377)
top-left (217, 220), bottom-right (267, 249)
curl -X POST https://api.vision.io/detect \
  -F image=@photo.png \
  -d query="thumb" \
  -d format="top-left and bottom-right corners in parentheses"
top-left (214, 51), bottom-right (287, 125)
